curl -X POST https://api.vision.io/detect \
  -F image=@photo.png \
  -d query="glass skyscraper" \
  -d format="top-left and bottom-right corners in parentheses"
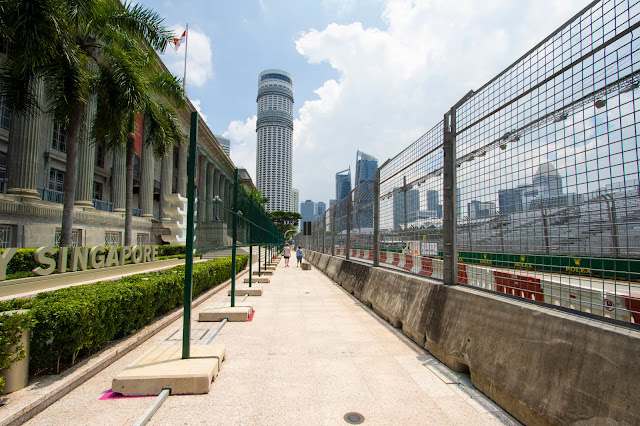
top-left (256, 69), bottom-right (294, 212)
top-left (354, 150), bottom-right (377, 228)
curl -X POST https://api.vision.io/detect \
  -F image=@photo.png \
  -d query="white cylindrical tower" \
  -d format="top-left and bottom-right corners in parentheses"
top-left (256, 69), bottom-right (293, 212)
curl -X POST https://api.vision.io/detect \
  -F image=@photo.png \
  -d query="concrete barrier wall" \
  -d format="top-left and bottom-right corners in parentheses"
top-left (306, 251), bottom-right (640, 426)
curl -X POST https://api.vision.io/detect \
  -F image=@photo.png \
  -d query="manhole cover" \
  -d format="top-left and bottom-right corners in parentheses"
top-left (344, 412), bottom-right (365, 424)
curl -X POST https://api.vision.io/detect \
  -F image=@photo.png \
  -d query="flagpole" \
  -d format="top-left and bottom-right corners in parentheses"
top-left (183, 23), bottom-right (188, 93)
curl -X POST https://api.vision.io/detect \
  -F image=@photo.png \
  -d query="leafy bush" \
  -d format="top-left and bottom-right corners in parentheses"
top-left (157, 245), bottom-right (186, 256)
top-left (2, 255), bottom-right (247, 376)
top-left (0, 310), bottom-right (36, 392)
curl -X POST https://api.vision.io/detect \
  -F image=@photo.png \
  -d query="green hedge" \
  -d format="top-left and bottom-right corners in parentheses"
top-left (0, 245), bottom-right (188, 278)
top-left (0, 255), bottom-right (247, 377)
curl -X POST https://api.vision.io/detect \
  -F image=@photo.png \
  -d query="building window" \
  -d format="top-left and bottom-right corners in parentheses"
top-left (49, 168), bottom-right (64, 192)
top-left (52, 122), bottom-right (67, 152)
top-left (55, 228), bottom-right (81, 247)
top-left (93, 181), bottom-right (103, 200)
top-left (105, 231), bottom-right (120, 247)
top-left (95, 144), bottom-right (104, 168)
top-left (136, 233), bottom-right (149, 246)
top-left (0, 225), bottom-right (12, 248)
top-left (0, 97), bottom-right (10, 130)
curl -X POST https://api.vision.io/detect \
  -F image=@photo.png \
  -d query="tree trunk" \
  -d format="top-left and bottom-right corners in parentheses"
top-left (60, 104), bottom-right (84, 248)
top-left (124, 133), bottom-right (135, 245)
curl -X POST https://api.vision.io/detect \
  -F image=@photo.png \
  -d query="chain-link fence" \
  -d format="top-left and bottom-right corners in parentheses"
top-left (301, 0), bottom-right (640, 326)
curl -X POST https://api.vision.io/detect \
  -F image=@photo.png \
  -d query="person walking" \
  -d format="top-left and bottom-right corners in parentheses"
top-left (296, 245), bottom-right (303, 267)
top-left (283, 243), bottom-right (291, 267)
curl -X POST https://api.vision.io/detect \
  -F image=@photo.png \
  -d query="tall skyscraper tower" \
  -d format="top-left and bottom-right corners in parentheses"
top-left (256, 69), bottom-right (294, 212)
top-left (354, 150), bottom-right (377, 228)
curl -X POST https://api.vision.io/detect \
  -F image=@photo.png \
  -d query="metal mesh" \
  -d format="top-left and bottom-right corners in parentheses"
top-left (302, 0), bottom-right (640, 326)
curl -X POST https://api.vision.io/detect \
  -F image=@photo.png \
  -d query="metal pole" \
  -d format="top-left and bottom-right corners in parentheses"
top-left (403, 176), bottom-right (408, 231)
top-left (182, 111), bottom-right (198, 359)
top-left (230, 168), bottom-right (238, 307)
top-left (322, 213), bottom-right (326, 254)
top-left (248, 245), bottom-right (252, 288)
top-left (346, 193), bottom-right (351, 260)
top-left (331, 207), bottom-right (335, 256)
top-left (258, 245), bottom-right (261, 277)
top-left (373, 167), bottom-right (380, 267)
top-left (443, 109), bottom-right (458, 286)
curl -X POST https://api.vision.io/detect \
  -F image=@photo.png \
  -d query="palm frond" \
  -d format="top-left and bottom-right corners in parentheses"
top-left (149, 72), bottom-right (186, 108)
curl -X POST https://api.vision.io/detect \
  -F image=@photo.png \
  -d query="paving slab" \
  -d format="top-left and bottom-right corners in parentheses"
top-left (111, 344), bottom-right (226, 396)
top-left (244, 277), bottom-right (269, 283)
top-left (198, 306), bottom-right (252, 322)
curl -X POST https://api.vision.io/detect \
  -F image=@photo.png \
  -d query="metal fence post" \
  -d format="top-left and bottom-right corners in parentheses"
top-left (331, 208), bottom-right (335, 256)
top-left (182, 111), bottom-right (198, 360)
top-left (346, 193), bottom-right (351, 260)
top-left (373, 167), bottom-right (380, 267)
top-left (443, 109), bottom-right (458, 286)
top-left (322, 214), bottom-right (326, 254)
top-left (230, 168), bottom-right (238, 307)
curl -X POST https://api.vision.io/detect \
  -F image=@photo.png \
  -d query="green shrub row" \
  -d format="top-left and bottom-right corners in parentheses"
top-left (0, 255), bottom-right (247, 378)
top-left (0, 245), bottom-right (187, 276)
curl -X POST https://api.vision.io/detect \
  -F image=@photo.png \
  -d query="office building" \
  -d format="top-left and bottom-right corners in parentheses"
top-left (317, 201), bottom-right (326, 217)
top-left (300, 199), bottom-right (316, 229)
top-left (499, 188), bottom-right (523, 214)
top-left (213, 134), bottom-right (231, 156)
top-left (336, 168), bottom-right (351, 201)
top-left (393, 187), bottom-right (420, 230)
top-left (255, 69), bottom-right (294, 212)
top-left (468, 200), bottom-right (496, 219)
top-left (291, 188), bottom-right (299, 213)
top-left (354, 150), bottom-right (377, 228)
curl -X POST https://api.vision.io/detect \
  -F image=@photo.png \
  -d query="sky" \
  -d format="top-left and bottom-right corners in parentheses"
top-left (139, 0), bottom-right (589, 207)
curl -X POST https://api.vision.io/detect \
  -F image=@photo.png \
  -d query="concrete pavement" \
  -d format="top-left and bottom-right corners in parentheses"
top-left (6, 256), bottom-right (517, 425)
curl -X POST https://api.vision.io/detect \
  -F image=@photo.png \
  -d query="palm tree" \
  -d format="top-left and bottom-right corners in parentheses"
top-left (0, 0), bottom-right (174, 247)
top-left (92, 41), bottom-right (185, 245)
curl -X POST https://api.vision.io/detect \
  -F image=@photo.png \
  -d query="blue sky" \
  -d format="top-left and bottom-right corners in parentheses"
top-left (140, 0), bottom-right (588, 206)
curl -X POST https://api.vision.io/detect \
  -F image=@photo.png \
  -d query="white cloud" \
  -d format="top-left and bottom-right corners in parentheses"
top-left (225, 116), bottom-right (257, 177)
top-left (191, 99), bottom-right (208, 123)
top-left (161, 26), bottom-right (213, 89)
top-left (289, 0), bottom-right (587, 203)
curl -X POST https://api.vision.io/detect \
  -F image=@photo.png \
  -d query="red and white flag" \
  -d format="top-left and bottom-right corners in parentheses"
top-left (172, 30), bottom-right (186, 51)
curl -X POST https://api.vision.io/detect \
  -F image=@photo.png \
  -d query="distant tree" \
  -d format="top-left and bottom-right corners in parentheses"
top-left (249, 188), bottom-right (268, 205)
top-left (268, 211), bottom-right (301, 236)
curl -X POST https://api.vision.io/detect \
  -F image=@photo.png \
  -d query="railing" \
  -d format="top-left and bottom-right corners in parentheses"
top-left (38, 187), bottom-right (64, 204)
top-left (92, 198), bottom-right (114, 212)
top-left (300, 0), bottom-right (640, 327)
top-left (132, 207), bottom-right (142, 217)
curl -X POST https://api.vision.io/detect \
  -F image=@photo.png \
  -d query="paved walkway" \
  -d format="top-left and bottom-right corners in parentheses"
top-left (12, 257), bottom-right (516, 425)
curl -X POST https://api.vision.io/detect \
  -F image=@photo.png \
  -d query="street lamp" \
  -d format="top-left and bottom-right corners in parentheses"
top-left (212, 195), bottom-right (221, 222)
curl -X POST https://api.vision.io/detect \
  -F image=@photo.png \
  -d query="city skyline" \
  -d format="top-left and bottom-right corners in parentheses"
top-left (145, 0), bottom-right (587, 204)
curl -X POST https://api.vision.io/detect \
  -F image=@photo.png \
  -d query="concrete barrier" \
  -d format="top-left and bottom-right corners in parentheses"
top-left (305, 250), bottom-right (640, 426)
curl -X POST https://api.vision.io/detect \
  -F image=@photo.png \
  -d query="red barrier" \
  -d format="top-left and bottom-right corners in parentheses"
top-left (418, 257), bottom-right (433, 277)
top-left (457, 263), bottom-right (468, 284)
top-left (624, 296), bottom-right (640, 324)
top-left (367, 250), bottom-right (374, 260)
top-left (359, 249), bottom-right (365, 258)
top-left (402, 254), bottom-right (414, 271)
top-left (494, 271), bottom-right (544, 302)
top-left (380, 251), bottom-right (387, 263)
top-left (351, 249), bottom-right (357, 258)
top-left (391, 253), bottom-right (400, 266)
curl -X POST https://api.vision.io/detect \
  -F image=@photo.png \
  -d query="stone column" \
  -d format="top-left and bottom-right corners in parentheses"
top-left (206, 163), bottom-right (214, 222)
top-left (198, 155), bottom-right (207, 223)
top-left (140, 142), bottom-right (154, 217)
top-left (7, 79), bottom-right (42, 199)
top-left (112, 152), bottom-right (126, 212)
top-left (160, 151), bottom-right (173, 220)
top-left (74, 94), bottom-right (97, 208)
top-left (218, 174), bottom-right (226, 223)
top-left (177, 144), bottom-right (187, 197)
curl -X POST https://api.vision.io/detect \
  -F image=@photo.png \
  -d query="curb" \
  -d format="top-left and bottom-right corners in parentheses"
top-left (1, 266), bottom-right (250, 426)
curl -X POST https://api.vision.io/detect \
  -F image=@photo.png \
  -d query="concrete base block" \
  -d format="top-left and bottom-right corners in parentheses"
top-left (112, 344), bottom-right (225, 396)
top-left (252, 271), bottom-right (273, 276)
top-left (199, 306), bottom-right (252, 322)
top-left (232, 286), bottom-right (263, 296)
top-left (301, 263), bottom-right (311, 270)
top-left (244, 277), bottom-right (269, 283)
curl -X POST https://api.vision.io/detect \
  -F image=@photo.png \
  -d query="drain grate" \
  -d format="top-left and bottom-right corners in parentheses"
top-left (344, 412), bottom-right (365, 424)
